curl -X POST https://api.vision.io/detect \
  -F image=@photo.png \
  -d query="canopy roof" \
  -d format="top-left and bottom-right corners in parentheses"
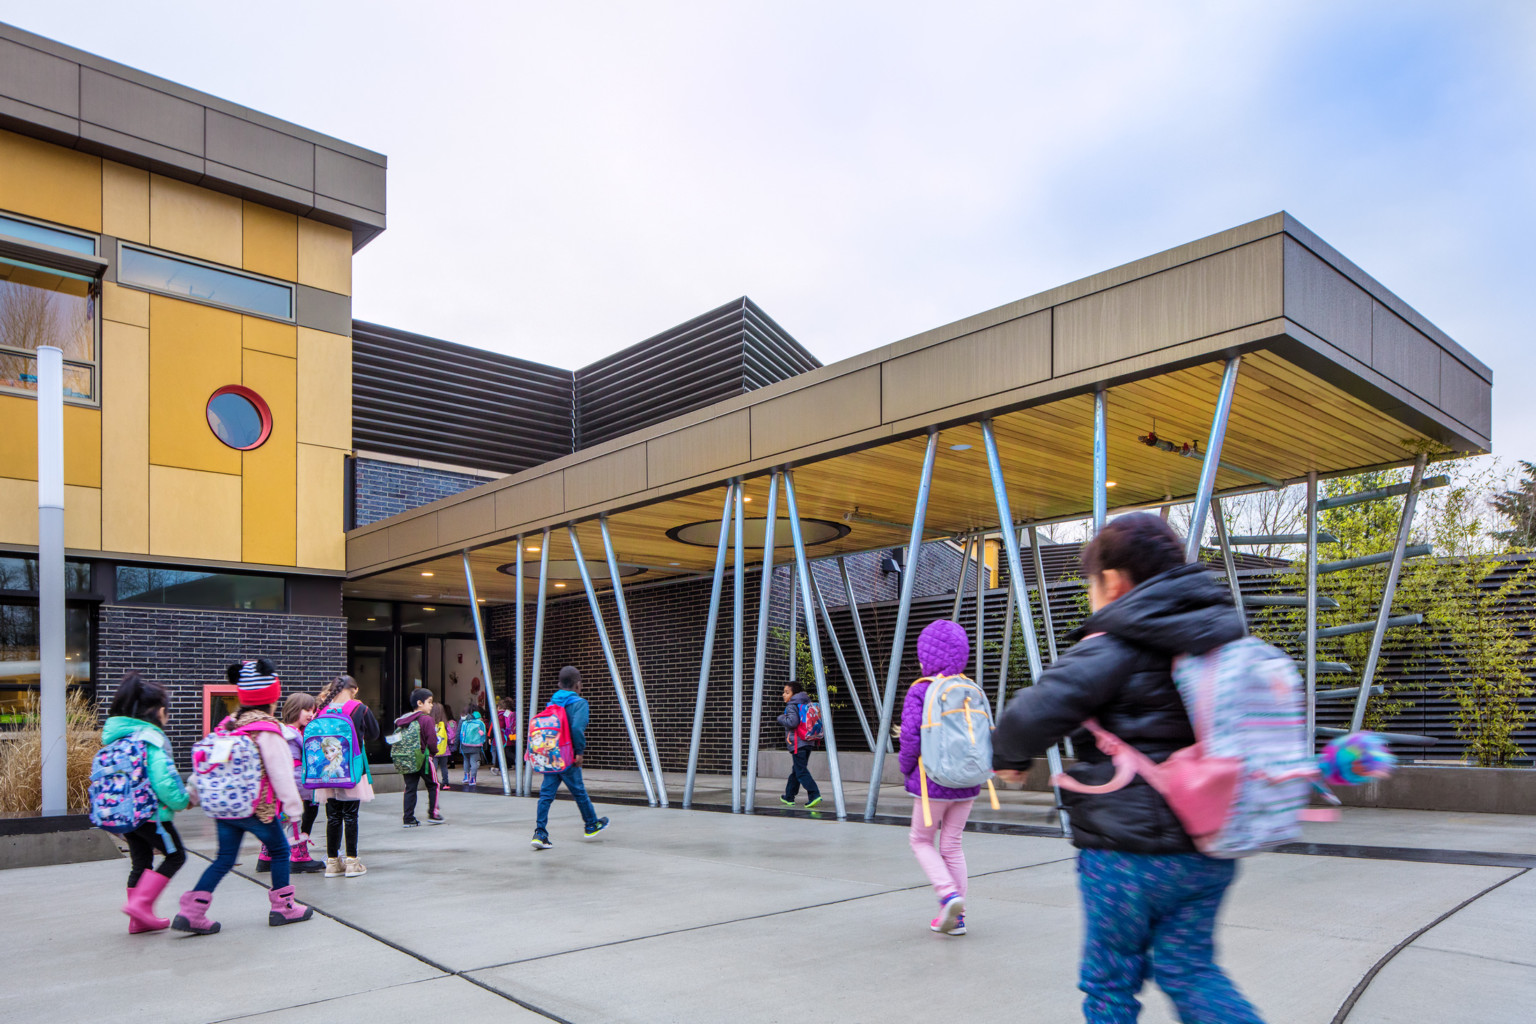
top-left (346, 213), bottom-right (1491, 605)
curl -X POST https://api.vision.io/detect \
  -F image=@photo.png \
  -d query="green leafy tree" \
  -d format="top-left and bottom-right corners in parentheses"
top-left (1490, 460), bottom-right (1536, 550)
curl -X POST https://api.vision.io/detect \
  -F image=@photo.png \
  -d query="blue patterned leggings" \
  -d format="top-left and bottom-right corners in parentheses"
top-left (1077, 849), bottom-right (1264, 1024)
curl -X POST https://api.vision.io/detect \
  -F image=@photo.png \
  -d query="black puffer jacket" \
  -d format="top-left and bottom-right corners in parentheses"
top-left (992, 562), bottom-right (1244, 853)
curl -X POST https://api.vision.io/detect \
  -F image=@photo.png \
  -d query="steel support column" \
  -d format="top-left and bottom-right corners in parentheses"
top-left (1350, 454), bottom-right (1428, 733)
top-left (810, 566), bottom-right (876, 750)
top-left (951, 536), bottom-right (972, 620)
top-left (512, 537), bottom-right (525, 794)
top-left (462, 551), bottom-right (511, 795)
top-left (1211, 498), bottom-right (1248, 635)
top-left (600, 517), bottom-right (669, 806)
top-left (1028, 526), bottom-right (1059, 663)
top-left (745, 473), bottom-right (780, 812)
top-left (523, 530), bottom-right (551, 797)
top-left (569, 527), bottom-right (656, 806)
top-left (1305, 471), bottom-right (1319, 748)
top-left (865, 433), bottom-right (938, 819)
top-left (1185, 356), bottom-right (1243, 563)
top-left (982, 419), bottom-right (1070, 834)
top-left (783, 470), bottom-right (846, 820)
top-left (975, 537), bottom-right (986, 701)
top-left (995, 567), bottom-right (1014, 712)
top-left (731, 483), bottom-right (746, 812)
top-left (839, 556), bottom-right (888, 753)
top-left (684, 486), bottom-right (736, 807)
top-left (1093, 390), bottom-right (1108, 533)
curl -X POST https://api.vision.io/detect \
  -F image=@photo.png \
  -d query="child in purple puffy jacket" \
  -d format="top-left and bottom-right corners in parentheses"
top-left (899, 618), bottom-right (981, 936)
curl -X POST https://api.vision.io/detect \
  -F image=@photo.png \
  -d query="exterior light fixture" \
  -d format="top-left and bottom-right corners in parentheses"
top-left (366, 617), bottom-right (376, 622)
top-left (1106, 481), bottom-right (1117, 488)
top-left (743, 496), bottom-right (753, 502)
top-left (422, 606), bottom-right (436, 612)
top-left (949, 444), bottom-right (973, 451)
top-left (526, 545), bottom-right (540, 552)
top-left (667, 517), bottom-right (847, 548)
top-left (421, 571), bottom-right (434, 577)
top-left (554, 582), bottom-right (566, 588)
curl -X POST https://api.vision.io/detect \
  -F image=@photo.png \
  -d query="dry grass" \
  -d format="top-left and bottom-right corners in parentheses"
top-left (0, 691), bottom-right (100, 814)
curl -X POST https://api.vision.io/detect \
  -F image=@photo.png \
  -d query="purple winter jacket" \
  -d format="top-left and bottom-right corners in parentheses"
top-left (898, 678), bottom-right (982, 801)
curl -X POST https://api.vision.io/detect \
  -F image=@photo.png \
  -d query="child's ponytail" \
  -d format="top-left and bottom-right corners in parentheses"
top-left (316, 674), bottom-right (358, 710)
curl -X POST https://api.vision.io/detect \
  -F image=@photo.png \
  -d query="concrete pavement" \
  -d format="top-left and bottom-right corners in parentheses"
top-left (1, 785), bottom-right (1531, 1023)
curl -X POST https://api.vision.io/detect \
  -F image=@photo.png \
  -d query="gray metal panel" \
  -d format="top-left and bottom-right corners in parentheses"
top-left (76, 120), bottom-right (204, 180)
top-left (0, 35), bottom-right (77, 116)
top-left (295, 285), bottom-right (352, 335)
top-left (79, 67), bottom-right (203, 155)
top-left (0, 95), bottom-right (78, 145)
top-left (315, 147), bottom-right (386, 216)
top-left (203, 161), bottom-right (315, 213)
top-left (205, 110), bottom-right (315, 191)
top-left (1284, 238), bottom-right (1372, 365)
top-left (1372, 301), bottom-right (1440, 407)
top-left (1439, 350), bottom-right (1492, 439)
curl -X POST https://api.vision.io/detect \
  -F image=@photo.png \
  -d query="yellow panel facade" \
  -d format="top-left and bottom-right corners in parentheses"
top-left (149, 464), bottom-right (241, 561)
top-left (0, 394), bottom-right (37, 480)
top-left (296, 443), bottom-right (345, 569)
top-left (101, 161), bottom-right (150, 243)
top-left (148, 295), bottom-right (242, 475)
top-left (241, 349), bottom-right (297, 565)
top-left (148, 174), bottom-right (242, 267)
top-left (63, 406), bottom-right (101, 488)
top-left (101, 320), bottom-right (150, 554)
top-left (102, 282), bottom-right (149, 328)
top-left (296, 327), bottom-right (352, 449)
top-left (0, 129), bottom-right (102, 232)
top-left (242, 202), bottom-right (298, 281)
top-left (64, 484), bottom-right (101, 550)
top-left (0, 476), bottom-right (37, 546)
top-left (243, 317), bottom-right (297, 358)
top-left (297, 218), bottom-right (352, 295)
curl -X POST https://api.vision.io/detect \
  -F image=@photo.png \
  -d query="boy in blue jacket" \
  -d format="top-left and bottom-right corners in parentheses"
top-left (530, 666), bottom-right (610, 849)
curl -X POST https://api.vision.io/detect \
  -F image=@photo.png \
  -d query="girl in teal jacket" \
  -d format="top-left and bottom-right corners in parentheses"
top-left (100, 672), bottom-right (190, 934)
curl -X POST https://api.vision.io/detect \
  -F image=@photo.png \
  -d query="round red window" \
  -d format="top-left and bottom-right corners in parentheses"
top-left (206, 385), bottom-right (272, 450)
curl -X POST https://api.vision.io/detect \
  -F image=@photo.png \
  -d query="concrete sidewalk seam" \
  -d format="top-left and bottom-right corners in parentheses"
top-left (206, 976), bottom-right (448, 1023)
top-left (1330, 866), bottom-right (1530, 1024)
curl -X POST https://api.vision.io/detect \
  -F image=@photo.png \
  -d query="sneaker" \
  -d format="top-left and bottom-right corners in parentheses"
top-left (931, 892), bottom-right (965, 934)
top-left (530, 834), bottom-right (553, 850)
top-left (324, 858), bottom-right (344, 877)
top-left (403, 820), bottom-right (421, 829)
top-left (583, 817), bottom-right (610, 839)
top-left (806, 796), bottom-right (823, 808)
top-left (780, 797), bottom-right (795, 807)
top-left (344, 857), bottom-right (367, 878)
top-left (951, 914), bottom-right (967, 936)
top-left (427, 814), bottom-right (447, 825)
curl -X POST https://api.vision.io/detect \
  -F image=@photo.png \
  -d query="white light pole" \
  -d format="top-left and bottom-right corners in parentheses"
top-left (37, 345), bottom-right (67, 815)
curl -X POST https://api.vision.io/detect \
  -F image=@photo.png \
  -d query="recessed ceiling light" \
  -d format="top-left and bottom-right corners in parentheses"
top-left (421, 571), bottom-right (434, 577)
top-left (554, 582), bottom-right (567, 588)
top-left (669, 562), bottom-right (681, 566)
top-left (477, 598), bottom-right (485, 603)
top-left (743, 496), bottom-right (753, 502)
top-left (526, 545), bottom-right (540, 552)
top-left (1106, 481), bottom-right (1118, 488)
top-left (422, 606), bottom-right (436, 611)
top-left (950, 444), bottom-right (972, 451)
top-left (366, 617), bottom-right (376, 621)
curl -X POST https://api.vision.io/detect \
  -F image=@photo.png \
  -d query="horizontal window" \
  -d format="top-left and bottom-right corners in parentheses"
top-left (118, 244), bottom-right (293, 320)
top-left (0, 213), bottom-right (96, 256)
top-left (115, 566), bottom-right (285, 611)
top-left (0, 557), bottom-right (92, 593)
top-left (345, 599), bottom-right (395, 630)
top-left (0, 257), bottom-right (97, 400)
top-left (0, 603), bottom-right (94, 707)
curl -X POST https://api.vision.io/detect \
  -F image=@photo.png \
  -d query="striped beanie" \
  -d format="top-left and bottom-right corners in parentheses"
top-left (227, 658), bottom-right (281, 707)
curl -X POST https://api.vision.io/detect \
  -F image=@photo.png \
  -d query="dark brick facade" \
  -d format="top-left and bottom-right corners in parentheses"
top-left (95, 605), bottom-right (348, 762)
top-left (353, 457), bottom-right (496, 528)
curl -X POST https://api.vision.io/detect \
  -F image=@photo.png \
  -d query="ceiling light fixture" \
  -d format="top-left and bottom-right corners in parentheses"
top-left (554, 582), bottom-right (566, 588)
top-left (422, 606), bottom-right (436, 612)
top-left (420, 571), bottom-right (434, 577)
top-left (526, 545), bottom-right (540, 552)
top-left (1106, 481), bottom-right (1117, 488)
top-left (949, 444), bottom-right (973, 451)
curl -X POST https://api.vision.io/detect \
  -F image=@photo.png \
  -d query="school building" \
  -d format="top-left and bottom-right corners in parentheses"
top-left (0, 22), bottom-right (1503, 808)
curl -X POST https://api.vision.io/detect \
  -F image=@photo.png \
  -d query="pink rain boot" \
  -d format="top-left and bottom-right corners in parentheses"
top-left (289, 836), bottom-right (323, 873)
top-left (171, 890), bottom-right (220, 935)
top-left (267, 885), bottom-right (314, 926)
top-left (256, 844), bottom-right (272, 873)
top-left (124, 871), bottom-right (171, 933)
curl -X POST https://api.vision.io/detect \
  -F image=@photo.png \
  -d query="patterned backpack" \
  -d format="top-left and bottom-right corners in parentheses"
top-left (192, 718), bottom-right (277, 820)
top-left (302, 700), bottom-right (365, 789)
top-left (390, 719), bottom-right (426, 774)
top-left (88, 736), bottom-right (158, 834)
top-left (525, 703), bottom-right (572, 773)
top-left (1054, 634), bottom-right (1316, 858)
top-left (793, 702), bottom-right (823, 749)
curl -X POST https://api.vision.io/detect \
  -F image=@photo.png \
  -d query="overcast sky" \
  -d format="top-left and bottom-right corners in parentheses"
top-left (8, 2), bottom-right (1534, 459)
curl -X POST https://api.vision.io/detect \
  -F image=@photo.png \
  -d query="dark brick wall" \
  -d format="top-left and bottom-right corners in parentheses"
top-left (353, 458), bottom-right (495, 528)
top-left (95, 605), bottom-right (348, 763)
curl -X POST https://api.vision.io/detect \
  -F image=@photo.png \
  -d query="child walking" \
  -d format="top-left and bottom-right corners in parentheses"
top-left (899, 619), bottom-right (980, 936)
top-left (173, 659), bottom-right (313, 934)
top-left (94, 672), bottom-right (190, 933)
top-left (394, 688), bottom-right (444, 827)
top-left (992, 514), bottom-right (1265, 1023)
top-left (431, 703), bottom-right (452, 791)
top-left (258, 692), bottom-right (322, 874)
top-left (458, 708), bottom-right (487, 786)
top-left (312, 675), bottom-right (379, 877)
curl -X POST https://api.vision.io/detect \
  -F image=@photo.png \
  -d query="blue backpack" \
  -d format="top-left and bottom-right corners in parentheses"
top-left (302, 700), bottom-right (366, 789)
top-left (460, 716), bottom-right (486, 747)
top-left (88, 736), bottom-right (158, 834)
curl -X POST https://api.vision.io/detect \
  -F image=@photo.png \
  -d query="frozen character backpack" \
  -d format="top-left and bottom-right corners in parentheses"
top-left (912, 619), bottom-right (1000, 826)
top-left (88, 735), bottom-right (158, 834)
top-left (390, 719), bottom-right (426, 774)
top-left (1053, 634), bottom-right (1317, 858)
top-left (192, 718), bottom-right (280, 821)
top-left (460, 714), bottom-right (487, 748)
top-left (303, 700), bottom-right (366, 789)
top-left (525, 703), bottom-right (573, 773)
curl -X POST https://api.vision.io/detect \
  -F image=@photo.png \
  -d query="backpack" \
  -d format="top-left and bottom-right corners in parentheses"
top-left (525, 703), bottom-right (573, 773)
top-left (391, 719), bottom-right (426, 774)
top-left (303, 700), bottom-right (365, 789)
top-left (447, 720), bottom-right (460, 751)
top-left (1053, 635), bottom-right (1316, 858)
top-left (460, 716), bottom-right (486, 748)
top-left (434, 721), bottom-right (448, 756)
top-left (915, 675), bottom-right (1000, 826)
top-left (88, 735), bottom-right (158, 834)
top-left (793, 702), bottom-right (823, 749)
top-left (192, 719), bottom-right (278, 821)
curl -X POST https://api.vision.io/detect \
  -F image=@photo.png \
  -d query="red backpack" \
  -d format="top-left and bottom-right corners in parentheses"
top-left (794, 703), bottom-right (823, 750)
top-left (525, 703), bottom-right (573, 773)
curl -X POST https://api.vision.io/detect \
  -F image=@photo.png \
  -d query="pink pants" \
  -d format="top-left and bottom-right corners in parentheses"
top-left (909, 797), bottom-right (974, 899)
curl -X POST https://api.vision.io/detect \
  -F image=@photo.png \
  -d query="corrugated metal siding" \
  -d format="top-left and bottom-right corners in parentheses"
top-left (351, 321), bottom-right (574, 474)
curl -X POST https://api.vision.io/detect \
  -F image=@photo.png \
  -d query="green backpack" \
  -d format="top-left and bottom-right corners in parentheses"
top-left (391, 719), bottom-right (425, 774)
